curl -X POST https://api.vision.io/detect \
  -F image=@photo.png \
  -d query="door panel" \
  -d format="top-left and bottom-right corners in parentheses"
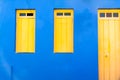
top-left (98, 10), bottom-right (120, 80)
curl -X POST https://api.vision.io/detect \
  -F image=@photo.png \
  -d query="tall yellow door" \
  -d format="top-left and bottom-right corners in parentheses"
top-left (98, 9), bottom-right (120, 80)
top-left (16, 10), bottom-right (35, 53)
top-left (54, 9), bottom-right (74, 53)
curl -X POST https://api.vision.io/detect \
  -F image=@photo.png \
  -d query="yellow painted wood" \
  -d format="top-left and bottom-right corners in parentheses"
top-left (115, 20), bottom-right (120, 80)
top-left (98, 9), bottom-right (120, 80)
top-left (16, 10), bottom-right (35, 53)
top-left (54, 9), bottom-right (74, 53)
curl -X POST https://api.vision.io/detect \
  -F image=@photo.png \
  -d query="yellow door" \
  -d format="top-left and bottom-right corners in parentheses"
top-left (98, 9), bottom-right (120, 80)
top-left (16, 10), bottom-right (35, 53)
top-left (54, 9), bottom-right (74, 53)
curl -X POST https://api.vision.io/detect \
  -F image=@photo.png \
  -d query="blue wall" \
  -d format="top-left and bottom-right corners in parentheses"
top-left (0, 0), bottom-right (120, 80)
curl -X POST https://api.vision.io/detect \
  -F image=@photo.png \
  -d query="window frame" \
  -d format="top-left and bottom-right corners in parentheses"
top-left (113, 13), bottom-right (119, 17)
top-left (106, 13), bottom-right (112, 17)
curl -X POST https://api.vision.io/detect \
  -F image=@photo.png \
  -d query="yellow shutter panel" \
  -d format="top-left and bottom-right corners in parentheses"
top-left (98, 9), bottom-right (120, 80)
top-left (54, 9), bottom-right (74, 53)
top-left (16, 10), bottom-right (35, 53)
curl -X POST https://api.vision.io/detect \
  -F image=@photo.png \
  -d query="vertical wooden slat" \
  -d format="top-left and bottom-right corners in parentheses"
top-left (115, 19), bottom-right (119, 80)
top-left (98, 19), bottom-right (104, 80)
top-left (118, 19), bottom-right (120, 80)
top-left (109, 19), bottom-right (116, 80)
top-left (28, 19), bottom-right (35, 52)
top-left (104, 19), bottom-right (110, 80)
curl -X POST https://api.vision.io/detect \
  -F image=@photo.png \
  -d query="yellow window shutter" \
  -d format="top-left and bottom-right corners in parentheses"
top-left (54, 9), bottom-right (74, 53)
top-left (16, 10), bottom-right (35, 53)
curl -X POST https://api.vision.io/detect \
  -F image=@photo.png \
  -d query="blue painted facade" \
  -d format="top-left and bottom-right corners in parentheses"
top-left (0, 0), bottom-right (119, 80)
